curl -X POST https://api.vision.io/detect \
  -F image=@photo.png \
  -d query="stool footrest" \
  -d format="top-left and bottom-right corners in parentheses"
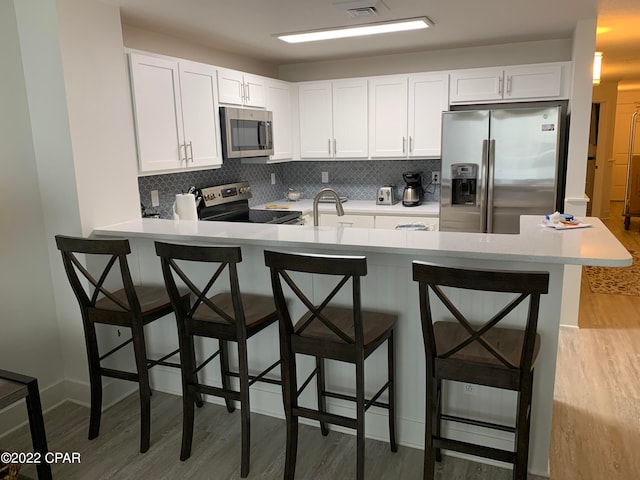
top-left (194, 383), bottom-right (241, 402)
top-left (441, 413), bottom-right (515, 433)
top-left (434, 437), bottom-right (516, 464)
top-left (322, 387), bottom-right (391, 412)
top-left (293, 406), bottom-right (357, 430)
top-left (101, 368), bottom-right (139, 382)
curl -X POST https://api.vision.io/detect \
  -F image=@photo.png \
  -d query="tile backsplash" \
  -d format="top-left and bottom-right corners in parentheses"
top-left (138, 159), bottom-right (440, 219)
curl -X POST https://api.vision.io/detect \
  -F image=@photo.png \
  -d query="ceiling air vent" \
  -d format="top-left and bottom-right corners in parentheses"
top-left (333, 0), bottom-right (390, 19)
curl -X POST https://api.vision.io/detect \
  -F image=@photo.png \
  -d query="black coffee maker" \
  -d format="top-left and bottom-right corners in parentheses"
top-left (402, 171), bottom-right (424, 207)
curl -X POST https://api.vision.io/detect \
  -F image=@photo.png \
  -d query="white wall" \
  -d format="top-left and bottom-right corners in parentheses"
top-left (279, 38), bottom-right (573, 81)
top-left (122, 24), bottom-right (279, 78)
top-left (1, 0), bottom-right (149, 437)
top-left (0, 0), bottom-right (67, 433)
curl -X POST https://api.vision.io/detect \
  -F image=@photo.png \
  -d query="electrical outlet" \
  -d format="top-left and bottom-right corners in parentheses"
top-left (271, 172), bottom-right (276, 185)
top-left (322, 171), bottom-right (329, 183)
top-left (150, 190), bottom-right (160, 207)
top-left (462, 383), bottom-right (477, 395)
top-left (431, 171), bottom-right (440, 184)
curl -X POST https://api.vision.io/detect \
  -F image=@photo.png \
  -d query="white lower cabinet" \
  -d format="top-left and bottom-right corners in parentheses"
top-left (317, 212), bottom-right (439, 230)
top-left (319, 213), bottom-right (375, 228)
top-left (375, 215), bottom-right (439, 231)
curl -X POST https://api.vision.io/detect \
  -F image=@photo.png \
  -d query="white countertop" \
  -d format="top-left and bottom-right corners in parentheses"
top-left (251, 199), bottom-right (439, 216)
top-left (93, 215), bottom-right (631, 267)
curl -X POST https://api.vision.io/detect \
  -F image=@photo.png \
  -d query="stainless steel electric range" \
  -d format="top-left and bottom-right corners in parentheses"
top-left (196, 181), bottom-right (303, 225)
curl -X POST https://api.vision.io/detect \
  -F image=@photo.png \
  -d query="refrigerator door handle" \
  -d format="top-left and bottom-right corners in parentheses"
top-left (487, 139), bottom-right (496, 233)
top-left (480, 139), bottom-right (488, 233)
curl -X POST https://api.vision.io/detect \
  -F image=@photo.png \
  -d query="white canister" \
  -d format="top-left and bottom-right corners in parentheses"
top-left (173, 193), bottom-right (198, 220)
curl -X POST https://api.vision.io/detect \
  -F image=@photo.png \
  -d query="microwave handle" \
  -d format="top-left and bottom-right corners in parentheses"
top-left (258, 121), bottom-right (272, 149)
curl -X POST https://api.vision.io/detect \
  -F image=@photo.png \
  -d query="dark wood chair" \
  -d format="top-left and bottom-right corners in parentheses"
top-left (55, 234), bottom-right (191, 453)
top-left (0, 370), bottom-right (52, 480)
top-left (264, 250), bottom-right (398, 480)
top-left (412, 261), bottom-right (549, 480)
top-left (155, 241), bottom-right (281, 478)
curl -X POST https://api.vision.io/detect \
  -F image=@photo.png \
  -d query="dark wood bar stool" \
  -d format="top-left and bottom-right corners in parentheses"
top-left (0, 370), bottom-right (52, 480)
top-left (264, 250), bottom-right (397, 480)
top-left (55, 235), bottom-right (190, 453)
top-left (412, 261), bottom-right (549, 480)
top-left (155, 241), bottom-right (281, 478)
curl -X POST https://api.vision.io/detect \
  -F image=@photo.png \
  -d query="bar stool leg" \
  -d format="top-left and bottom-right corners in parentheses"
top-left (423, 376), bottom-right (437, 480)
top-left (388, 332), bottom-right (397, 452)
top-left (514, 371), bottom-right (534, 480)
top-left (316, 357), bottom-right (328, 436)
top-left (85, 322), bottom-right (102, 441)
top-left (132, 324), bottom-right (151, 453)
top-left (219, 340), bottom-right (235, 413)
top-left (282, 352), bottom-right (298, 480)
top-left (435, 378), bottom-right (442, 463)
top-left (238, 342), bottom-right (251, 478)
top-left (355, 358), bottom-right (366, 480)
top-left (25, 379), bottom-right (52, 480)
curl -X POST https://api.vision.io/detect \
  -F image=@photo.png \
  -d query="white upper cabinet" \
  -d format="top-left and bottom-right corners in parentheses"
top-left (449, 63), bottom-right (568, 104)
top-left (128, 53), bottom-right (222, 174)
top-left (264, 79), bottom-right (293, 162)
top-left (369, 73), bottom-right (448, 158)
top-left (217, 68), bottom-right (266, 108)
top-left (368, 76), bottom-right (408, 158)
top-left (298, 79), bottom-right (368, 159)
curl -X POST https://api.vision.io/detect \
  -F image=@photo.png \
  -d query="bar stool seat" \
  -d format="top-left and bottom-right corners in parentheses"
top-left (0, 370), bottom-right (52, 480)
top-left (412, 261), bottom-right (549, 480)
top-left (264, 250), bottom-right (398, 480)
top-left (55, 234), bottom-right (191, 454)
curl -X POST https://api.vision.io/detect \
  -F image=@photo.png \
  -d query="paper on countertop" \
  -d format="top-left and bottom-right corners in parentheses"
top-left (265, 204), bottom-right (290, 209)
top-left (541, 218), bottom-right (592, 230)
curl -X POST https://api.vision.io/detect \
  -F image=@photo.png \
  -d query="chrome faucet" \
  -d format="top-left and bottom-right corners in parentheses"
top-left (313, 188), bottom-right (344, 226)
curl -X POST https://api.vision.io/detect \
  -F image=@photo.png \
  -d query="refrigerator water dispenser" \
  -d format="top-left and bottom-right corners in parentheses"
top-left (451, 163), bottom-right (478, 206)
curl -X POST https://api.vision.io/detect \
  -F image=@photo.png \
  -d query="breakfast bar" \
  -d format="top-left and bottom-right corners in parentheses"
top-left (92, 216), bottom-right (630, 477)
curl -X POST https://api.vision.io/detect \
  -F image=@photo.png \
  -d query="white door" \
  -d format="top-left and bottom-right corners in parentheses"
top-left (179, 61), bottom-right (222, 169)
top-left (217, 68), bottom-right (245, 106)
top-left (369, 76), bottom-right (408, 158)
top-left (129, 53), bottom-right (184, 172)
top-left (504, 64), bottom-right (563, 100)
top-left (449, 68), bottom-right (504, 103)
top-left (243, 73), bottom-right (266, 108)
top-left (333, 79), bottom-right (368, 158)
top-left (265, 79), bottom-right (293, 161)
top-left (408, 73), bottom-right (449, 158)
top-left (299, 82), bottom-right (333, 159)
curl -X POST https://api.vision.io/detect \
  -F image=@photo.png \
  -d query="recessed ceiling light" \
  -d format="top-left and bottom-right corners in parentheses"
top-left (275, 17), bottom-right (432, 44)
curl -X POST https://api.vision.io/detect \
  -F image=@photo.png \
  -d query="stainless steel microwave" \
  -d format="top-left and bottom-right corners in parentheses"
top-left (220, 106), bottom-right (274, 159)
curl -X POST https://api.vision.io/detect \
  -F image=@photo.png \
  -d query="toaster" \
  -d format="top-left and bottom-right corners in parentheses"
top-left (377, 185), bottom-right (398, 205)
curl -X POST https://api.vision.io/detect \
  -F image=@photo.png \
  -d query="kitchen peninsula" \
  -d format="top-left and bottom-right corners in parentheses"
top-left (93, 216), bottom-right (629, 477)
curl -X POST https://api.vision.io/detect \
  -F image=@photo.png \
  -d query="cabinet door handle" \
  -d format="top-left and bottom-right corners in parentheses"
top-left (402, 136), bottom-right (406, 154)
top-left (498, 76), bottom-right (504, 96)
top-left (333, 139), bottom-right (337, 156)
top-left (239, 83), bottom-right (244, 102)
top-left (188, 141), bottom-right (194, 162)
top-left (328, 138), bottom-right (332, 156)
top-left (409, 136), bottom-right (413, 153)
top-left (245, 84), bottom-right (250, 102)
top-left (506, 76), bottom-right (512, 95)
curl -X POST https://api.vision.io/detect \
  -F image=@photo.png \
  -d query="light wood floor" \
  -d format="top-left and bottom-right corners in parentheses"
top-left (5, 203), bottom-right (640, 479)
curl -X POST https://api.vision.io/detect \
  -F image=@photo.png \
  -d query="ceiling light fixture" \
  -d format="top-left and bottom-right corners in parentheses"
top-left (275, 17), bottom-right (432, 44)
top-left (593, 51), bottom-right (603, 85)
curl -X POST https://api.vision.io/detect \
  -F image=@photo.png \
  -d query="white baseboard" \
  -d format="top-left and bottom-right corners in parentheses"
top-left (0, 376), bottom-right (138, 442)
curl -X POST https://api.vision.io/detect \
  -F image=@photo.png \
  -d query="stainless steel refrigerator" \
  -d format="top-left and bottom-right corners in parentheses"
top-left (439, 103), bottom-right (567, 234)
